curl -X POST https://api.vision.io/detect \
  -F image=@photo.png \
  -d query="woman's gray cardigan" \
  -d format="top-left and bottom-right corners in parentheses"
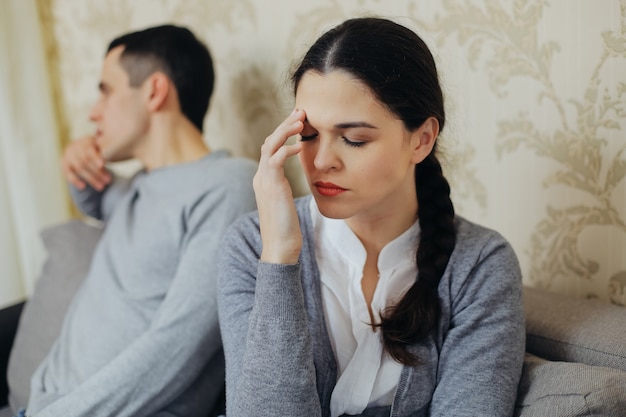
top-left (218, 196), bottom-right (525, 417)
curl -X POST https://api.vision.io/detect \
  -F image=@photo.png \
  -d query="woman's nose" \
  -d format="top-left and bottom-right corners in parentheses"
top-left (314, 139), bottom-right (341, 171)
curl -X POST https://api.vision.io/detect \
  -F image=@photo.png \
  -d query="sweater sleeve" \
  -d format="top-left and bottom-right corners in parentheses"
top-left (218, 216), bottom-right (322, 417)
top-left (68, 183), bottom-right (105, 220)
top-left (31, 184), bottom-right (257, 417)
top-left (429, 232), bottom-right (525, 417)
top-left (68, 172), bottom-right (131, 221)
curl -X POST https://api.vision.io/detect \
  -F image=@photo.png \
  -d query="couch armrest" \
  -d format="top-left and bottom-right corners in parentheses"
top-left (523, 286), bottom-right (626, 371)
top-left (0, 301), bottom-right (25, 408)
top-left (515, 353), bottom-right (626, 417)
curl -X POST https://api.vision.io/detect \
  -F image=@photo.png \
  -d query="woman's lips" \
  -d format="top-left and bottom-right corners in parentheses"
top-left (314, 181), bottom-right (347, 197)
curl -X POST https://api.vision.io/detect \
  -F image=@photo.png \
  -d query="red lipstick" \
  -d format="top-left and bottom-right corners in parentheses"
top-left (314, 181), bottom-right (347, 197)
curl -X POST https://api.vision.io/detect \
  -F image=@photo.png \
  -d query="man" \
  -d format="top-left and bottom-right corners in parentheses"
top-left (23, 25), bottom-right (257, 417)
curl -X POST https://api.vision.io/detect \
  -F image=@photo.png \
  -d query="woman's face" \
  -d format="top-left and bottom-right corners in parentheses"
top-left (295, 70), bottom-right (434, 223)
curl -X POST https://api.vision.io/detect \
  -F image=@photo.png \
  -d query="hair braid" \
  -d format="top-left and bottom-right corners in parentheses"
top-left (378, 153), bottom-right (456, 366)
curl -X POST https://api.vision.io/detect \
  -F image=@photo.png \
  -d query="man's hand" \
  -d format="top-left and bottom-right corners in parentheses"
top-left (61, 135), bottom-right (111, 191)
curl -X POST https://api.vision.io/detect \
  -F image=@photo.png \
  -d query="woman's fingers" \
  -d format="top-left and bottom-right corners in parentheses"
top-left (264, 142), bottom-right (303, 170)
top-left (255, 109), bottom-right (305, 185)
top-left (254, 109), bottom-right (306, 264)
top-left (260, 109), bottom-right (305, 159)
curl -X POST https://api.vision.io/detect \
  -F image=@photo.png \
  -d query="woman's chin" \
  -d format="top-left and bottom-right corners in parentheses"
top-left (313, 197), bottom-right (352, 220)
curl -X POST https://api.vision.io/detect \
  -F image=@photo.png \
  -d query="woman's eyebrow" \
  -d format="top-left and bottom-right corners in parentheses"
top-left (303, 118), bottom-right (378, 130)
top-left (335, 121), bottom-right (378, 129)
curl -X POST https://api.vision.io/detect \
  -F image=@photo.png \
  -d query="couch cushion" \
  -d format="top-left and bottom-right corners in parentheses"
top-left (523, 286), bottom-right (626, 371)
top-left (6, 220), bottom-right (102, 412)
top-left (0, 405), bottom-right (14, 417)
top-left (515, 353), bottom-right (626, 417)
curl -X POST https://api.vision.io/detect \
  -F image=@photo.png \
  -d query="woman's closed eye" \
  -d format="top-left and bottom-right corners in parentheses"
top-left (342, 137), bottom-right (366, 148)
top-left (299, 133), bottom-right (366, 148)
top-left (300, 133), bottom-right (318, 141)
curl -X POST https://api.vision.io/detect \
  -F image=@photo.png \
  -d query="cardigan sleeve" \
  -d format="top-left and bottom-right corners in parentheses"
top-left (218, 215), bottom-right (322, 417)
top-left (429, 230), bottom-right (525, 417)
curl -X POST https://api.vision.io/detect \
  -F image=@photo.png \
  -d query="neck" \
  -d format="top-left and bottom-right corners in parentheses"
top-left (345, 171), bottom-right (418, 253)
top-left (346, 204), bottom-right (418, 254)
top-left (135, 115), bottom-right (210, 171)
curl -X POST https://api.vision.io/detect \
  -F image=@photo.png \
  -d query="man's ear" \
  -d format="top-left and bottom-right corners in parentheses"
top-left (410, 116), bottom-right (439, 164)
top-left (144, 72), bottom-right (170, 112)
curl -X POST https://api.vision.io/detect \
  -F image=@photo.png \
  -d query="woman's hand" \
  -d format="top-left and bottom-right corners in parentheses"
top-left (254, 109), bottom-right (306, 264)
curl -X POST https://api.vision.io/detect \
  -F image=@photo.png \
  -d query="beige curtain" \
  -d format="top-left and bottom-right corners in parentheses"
top-left (0, 0), bottom-right (70, 308)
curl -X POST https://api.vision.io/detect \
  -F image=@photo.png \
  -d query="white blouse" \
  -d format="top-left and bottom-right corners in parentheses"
top-left (310, 199), bottom-right (419, 417)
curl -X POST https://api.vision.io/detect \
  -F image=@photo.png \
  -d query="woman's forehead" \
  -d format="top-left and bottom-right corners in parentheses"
top-left (295, 71), bottom-right (391, 125)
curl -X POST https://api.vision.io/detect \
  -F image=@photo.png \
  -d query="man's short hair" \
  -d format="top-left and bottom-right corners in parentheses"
top-left (108, 25), bottom-right (214, 132)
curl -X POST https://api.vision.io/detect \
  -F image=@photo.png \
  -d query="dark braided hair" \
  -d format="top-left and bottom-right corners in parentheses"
top-left (292, 17), bottom-right (457, 366)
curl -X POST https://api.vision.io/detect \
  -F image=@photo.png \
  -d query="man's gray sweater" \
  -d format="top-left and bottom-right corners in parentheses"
top-left (28, 151), bottom-right (257, 417)
top-left (218, 196), bottom-right (525, 417)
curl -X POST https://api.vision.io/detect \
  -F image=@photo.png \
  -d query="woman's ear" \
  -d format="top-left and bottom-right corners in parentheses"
top-left (410, 117), bottom-right (439, 164)
top-left (144, 72), bottom-right (170, 112)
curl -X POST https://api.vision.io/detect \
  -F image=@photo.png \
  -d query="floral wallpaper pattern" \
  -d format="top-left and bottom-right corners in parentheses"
top-left (42, 0), bottom-right (626, 305)
top-left (420, 0), bottom-right (626, 304)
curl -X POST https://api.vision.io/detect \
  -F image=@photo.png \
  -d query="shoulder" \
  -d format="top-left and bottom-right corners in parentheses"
top-left (444, 216), bottom-right (522, 300)
top-left (228, 195), bottom-right (312, 230)
top-left (222, 195), bottom-right (313, 255)
top-left (186, 153), bottom-right (256, 203)
top-left (452, 216), bottom-right (517, 265)
top-left (211, 154), bottom-right (258, 177)
top-left (196, 153), bottom-right (257, 189)
top-left (156, 154), bottom-right (256, 233)
top-left (294, 195), bottom-right (313, 218)
top-left (222, 207), bottom-right (261, 252)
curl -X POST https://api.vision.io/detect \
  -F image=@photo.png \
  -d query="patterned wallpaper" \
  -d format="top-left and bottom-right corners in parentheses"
top-left (41, 0), bottom-right (626, 305)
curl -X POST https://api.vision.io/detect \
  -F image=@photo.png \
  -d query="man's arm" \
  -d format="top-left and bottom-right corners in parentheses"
top-left (31, 184), bottom-right (256, 417)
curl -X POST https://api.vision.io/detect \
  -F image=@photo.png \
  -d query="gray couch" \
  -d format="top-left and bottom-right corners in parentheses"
top-left (1, 220), bottom-right (625, 416)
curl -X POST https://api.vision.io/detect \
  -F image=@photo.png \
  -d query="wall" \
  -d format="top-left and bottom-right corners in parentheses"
top-left (43, 0), bottom-right (626, 304)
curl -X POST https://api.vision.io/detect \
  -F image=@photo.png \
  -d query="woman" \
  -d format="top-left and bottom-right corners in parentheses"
top-left (218, 17), bottom-right (525, 417)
